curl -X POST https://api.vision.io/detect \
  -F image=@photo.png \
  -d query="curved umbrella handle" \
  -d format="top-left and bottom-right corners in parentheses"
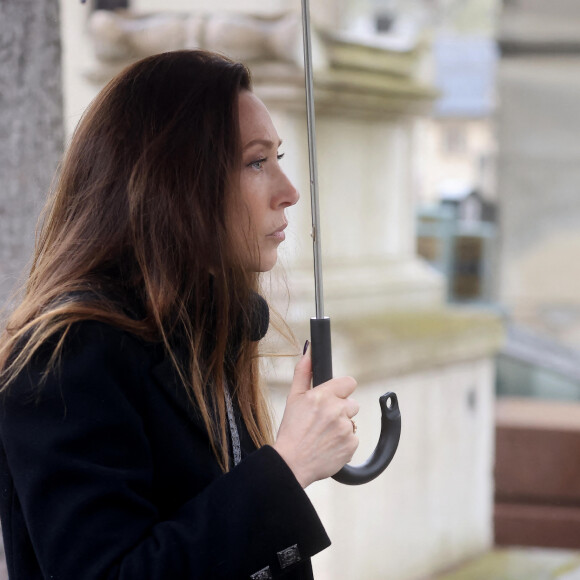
top-left (311, 317), bottom-right (402, 485)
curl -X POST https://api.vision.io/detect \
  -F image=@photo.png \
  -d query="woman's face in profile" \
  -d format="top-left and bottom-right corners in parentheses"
top-left (235, 90), bottom-right (299, 272)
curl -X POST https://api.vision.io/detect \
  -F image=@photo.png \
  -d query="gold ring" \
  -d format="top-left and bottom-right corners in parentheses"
top-left (351, 419), bottom-right (357, 434)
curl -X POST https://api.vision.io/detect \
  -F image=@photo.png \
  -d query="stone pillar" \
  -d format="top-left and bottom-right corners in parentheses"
top-left (0, 0), bottom-right (64, 305)
top-left (497, 0), bottom-right (580, 346)
top-left (238, 25), bottom-right (444, 325)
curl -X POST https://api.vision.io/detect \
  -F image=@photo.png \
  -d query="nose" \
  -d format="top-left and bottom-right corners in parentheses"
top-left (274, 168), bottom-right (300, 209)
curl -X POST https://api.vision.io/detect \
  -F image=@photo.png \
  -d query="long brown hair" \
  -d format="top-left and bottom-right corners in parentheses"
top-left (0, 50), bottom-right (274, 471)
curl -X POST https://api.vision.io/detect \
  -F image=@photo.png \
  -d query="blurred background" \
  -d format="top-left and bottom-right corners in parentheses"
top-left (2, 0), bottom-right (580, 578)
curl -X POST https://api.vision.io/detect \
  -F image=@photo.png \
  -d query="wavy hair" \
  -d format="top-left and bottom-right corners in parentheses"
top-left (0, 50), bottom-right (275, 471)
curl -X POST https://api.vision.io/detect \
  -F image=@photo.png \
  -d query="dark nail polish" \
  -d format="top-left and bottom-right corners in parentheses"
top-left (303, 340), bottom-right (310, 355)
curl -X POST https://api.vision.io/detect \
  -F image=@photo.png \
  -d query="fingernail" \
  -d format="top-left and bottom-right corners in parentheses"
top-left (303, 340), bottom-right (310, 355)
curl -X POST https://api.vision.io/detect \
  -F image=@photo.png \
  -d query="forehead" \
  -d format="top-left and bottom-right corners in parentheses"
top-left (238, 91), bottom-right (279, 145)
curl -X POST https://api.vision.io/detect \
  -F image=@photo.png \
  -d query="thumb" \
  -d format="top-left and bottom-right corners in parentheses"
top-left (290, 340), bottom-right (312, 394)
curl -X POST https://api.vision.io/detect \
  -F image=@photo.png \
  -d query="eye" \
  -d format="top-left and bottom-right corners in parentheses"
top-left (248, 158), bottom-right (267, 170)
top-left (247, 152), bottom-right (285, 171)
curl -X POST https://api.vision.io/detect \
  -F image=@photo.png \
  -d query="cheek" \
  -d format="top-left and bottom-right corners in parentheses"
top-left (230, 188), bottom-right (262, 263)
top-left (233, 178), bottom-right (251, 232)
top-left (240, 182), bottom-right (267, 232)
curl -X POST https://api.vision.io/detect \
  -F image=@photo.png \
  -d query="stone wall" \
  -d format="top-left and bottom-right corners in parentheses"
top-left (497, 0), bottom-right (580, 347)
top-left (267, 309), bottom-right (502, 579)
top-left (0, 0), bottom-right (64, 306)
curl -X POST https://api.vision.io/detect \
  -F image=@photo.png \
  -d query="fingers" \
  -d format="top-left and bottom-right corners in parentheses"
top-left (292, 360), bottom-right (358, 417)
top-left (303, 385), bottom-right (359, 426)
top-left (290, 345), bottom-right (312, 395)
top-left (345, 397), bottom-right (359, 419)
top-left (276, 353), bottom-right (360, 487)
top-left (320, 375), bottom-right (357, 400)
top-left (292, 337), bottom-right (357, 397)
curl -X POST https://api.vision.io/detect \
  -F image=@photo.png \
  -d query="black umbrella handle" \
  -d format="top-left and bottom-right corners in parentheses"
top-left (310, 317), bottom-right (402, 485)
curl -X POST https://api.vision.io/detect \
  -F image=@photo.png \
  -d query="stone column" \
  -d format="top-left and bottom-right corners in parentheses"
top-left (0, 0), bottom-right (64, 306)
top-left (497, 0), bottom-right (580, 346)
top-left (238, 26), bottom-right (444, 326)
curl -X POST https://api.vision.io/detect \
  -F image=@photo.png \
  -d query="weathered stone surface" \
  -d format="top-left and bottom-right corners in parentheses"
top-left (497, 2), bottom-right (580, 348)
top-left (88, 11), bottom-right (304, 69)
top-left (85, 9), bottom-right (436, 117)
top-left (0, 0), bottom-right (64, 306)
top-left (500, 0), bottom-right (580, 52)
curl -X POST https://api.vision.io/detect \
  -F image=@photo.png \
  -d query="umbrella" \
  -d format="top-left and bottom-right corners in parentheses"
top-left (300, 0), bottom-right (401, 485)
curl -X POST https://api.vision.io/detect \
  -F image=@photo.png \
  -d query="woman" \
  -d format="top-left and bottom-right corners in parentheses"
top-left (0, 50), bottom-right (359, 579)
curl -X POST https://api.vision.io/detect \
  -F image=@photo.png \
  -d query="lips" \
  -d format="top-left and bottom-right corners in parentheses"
top-left (267, 222), bottom-right (287, 241)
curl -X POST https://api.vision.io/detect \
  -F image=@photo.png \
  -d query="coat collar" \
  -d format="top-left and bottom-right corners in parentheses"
top-left (149, 292), bottom-right (270, 430)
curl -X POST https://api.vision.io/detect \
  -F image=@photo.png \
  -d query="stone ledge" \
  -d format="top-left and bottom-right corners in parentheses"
top-left (280, 258), bottom-right (445, 320)
top-left (495, 503), bottom-right (580, 550)
top-left (496, 397), bottom-right (580, 432)
top-left (495, 398), bottom-right (580, 506)
top-left (264, 307), bottom-right (503, 386)
top-left (85, 9), bottom-right (436, 116)
top-left (333, 307), bottom-right (503, 382)
top-left (500, 10), bottom-right (580, 53)
top-left (252, 67), bottom-right (436, 117)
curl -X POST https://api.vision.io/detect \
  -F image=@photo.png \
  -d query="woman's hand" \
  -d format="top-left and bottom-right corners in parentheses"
top-left (273, 345), bottom-right (359, 488)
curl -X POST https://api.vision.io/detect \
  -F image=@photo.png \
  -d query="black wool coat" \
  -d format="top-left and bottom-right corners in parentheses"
top-left (0, 321), bottom-right (330, 579)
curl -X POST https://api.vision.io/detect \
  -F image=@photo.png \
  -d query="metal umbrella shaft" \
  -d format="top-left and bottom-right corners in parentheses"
top-left (300, 0), bottom-right (333, 386)
top-left (300, 0), bottom-right (401, 485)
top-left (301, 0), bottom-right (324, 320)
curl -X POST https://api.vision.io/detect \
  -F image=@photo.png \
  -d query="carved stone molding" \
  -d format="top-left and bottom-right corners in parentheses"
top-left (87, 11), bottom-right (307, 81)
top-left (86, 10), bottom-right (436, 116)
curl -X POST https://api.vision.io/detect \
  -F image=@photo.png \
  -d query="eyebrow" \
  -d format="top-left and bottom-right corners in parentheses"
top-left (242, 138), bottom-right (283, 151)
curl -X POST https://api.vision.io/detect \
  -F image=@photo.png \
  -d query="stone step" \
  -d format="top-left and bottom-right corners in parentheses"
top-left (494, 397), bottom-right (580, 549)
top-left (435, 548), bottom-right (580, 580)
top-left (495, 503), bottom-right (580, 549)
top-left (495, 398), bottom-right (580, 504)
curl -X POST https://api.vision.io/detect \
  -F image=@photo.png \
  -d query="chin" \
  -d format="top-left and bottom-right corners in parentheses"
top-left (257, 252), bottom-right (278, 273)
top-left (257, 261), bottom-right (277, 273)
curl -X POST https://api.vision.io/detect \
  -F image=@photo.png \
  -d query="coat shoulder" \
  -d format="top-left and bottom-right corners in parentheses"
top-left (2, 320), bottom-right (157, 406)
